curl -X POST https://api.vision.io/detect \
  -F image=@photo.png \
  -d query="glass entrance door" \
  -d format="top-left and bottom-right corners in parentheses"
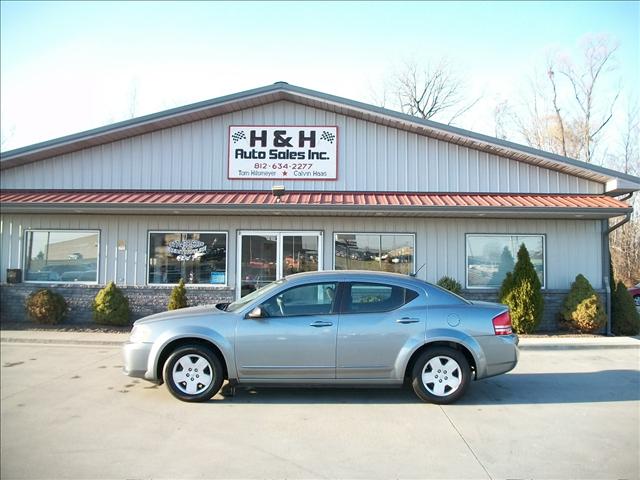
top-left (237, 231), bottom-right (322, 297)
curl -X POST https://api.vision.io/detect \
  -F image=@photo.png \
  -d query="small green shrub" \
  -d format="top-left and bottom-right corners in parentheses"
top-left (498, 244), bottom-right (544, 333)
top-left (25, 289), bottom-right (67, 324)
top-left (437, 276), bottom-right (463, 295)
top-left (611, 281), bottom-right (640, 336)
top-left (93, 281), bottom-right (130, 326)
top-left (168, 278), bottom-right (188, 310)
top-left (561, 274), bottom-right (606, 333)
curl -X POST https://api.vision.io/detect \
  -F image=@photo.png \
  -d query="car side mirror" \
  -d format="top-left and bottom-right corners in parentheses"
top-left (246, 307), bottom-right (263, 319)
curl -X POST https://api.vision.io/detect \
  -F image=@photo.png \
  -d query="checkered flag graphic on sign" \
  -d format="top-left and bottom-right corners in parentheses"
top-left (231, 131), bottom-right (246, 143)
top-left (320, 130), bottom-right (335, 144)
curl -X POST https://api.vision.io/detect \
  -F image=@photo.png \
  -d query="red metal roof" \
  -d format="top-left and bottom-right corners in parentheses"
top-left (0, 190), bottom-right (630, 211)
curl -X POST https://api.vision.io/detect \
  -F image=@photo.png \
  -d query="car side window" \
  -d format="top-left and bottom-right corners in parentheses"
top-left (260, 282), bottom-right (338, 318)
top-left (343, 282), bottom-right (418, 314)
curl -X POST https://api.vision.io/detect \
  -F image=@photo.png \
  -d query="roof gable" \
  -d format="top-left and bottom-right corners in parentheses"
top-left (1, 82), bottom-right (638, 193)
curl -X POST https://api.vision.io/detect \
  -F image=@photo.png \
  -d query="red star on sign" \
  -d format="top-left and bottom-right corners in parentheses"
top-left (282, 171), bottom-right (288, 176)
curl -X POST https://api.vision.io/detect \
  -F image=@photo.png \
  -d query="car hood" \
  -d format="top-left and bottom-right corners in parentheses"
top-left (134, 304), bottom-right (226, 325)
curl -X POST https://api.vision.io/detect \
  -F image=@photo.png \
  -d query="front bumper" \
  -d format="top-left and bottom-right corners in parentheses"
top-left (122, 341), bottom-right (154, 380)
top-left (475, 334), bottom-right (519, 379)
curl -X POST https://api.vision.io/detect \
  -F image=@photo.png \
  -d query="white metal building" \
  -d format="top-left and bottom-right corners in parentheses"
top-left (1, 82), bottom-right (638, 329)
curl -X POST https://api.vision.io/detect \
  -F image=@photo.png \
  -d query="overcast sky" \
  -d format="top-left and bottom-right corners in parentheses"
top-left (1, 1), bottom-right (638, 154)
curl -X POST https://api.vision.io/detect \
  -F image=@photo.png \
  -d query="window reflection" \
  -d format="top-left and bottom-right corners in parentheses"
top-left (241, 235), bottom-right (277, 297)
top-left (282, 235), bottom-right (319, 275)
top-left (25, 230), bottom-right (99, 283)
top-left (466, 235), bottom-right (544, 288)
top-left (335, 234), bottom-right (414, 274)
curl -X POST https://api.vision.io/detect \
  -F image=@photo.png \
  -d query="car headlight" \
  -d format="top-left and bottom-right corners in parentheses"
top-left (129, 325), bottom-right (152, 343)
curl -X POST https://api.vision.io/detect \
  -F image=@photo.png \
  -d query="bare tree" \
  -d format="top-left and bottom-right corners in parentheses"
top-left (611, 212), bottom-right (640, 285)
top-left (556, 35), bottom-right (621, 163)
top-left (512, 72), bottom-right (585, 159)
top-left (547, 62), bottom-right (568, 157)
top-left (493, 99), bottom-right (511, 140)
top-left (511, 35), bottom-right (621, 163)
top-left (127, 80), bottom-right (139, 119)
top-left (0, 124), bottom-right (16, 151)
top-left (389, 59), bottom-right (481, 125)
top-left (609, 102), bottom-right (640, 285)
top-left (620, 102), bottom-right (639, 175)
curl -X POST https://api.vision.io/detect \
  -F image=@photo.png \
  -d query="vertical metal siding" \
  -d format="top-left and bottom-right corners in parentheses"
top-left (0, 213), bottom-right (604, 290)
top-left (0, 101), bottom-right (605, 194)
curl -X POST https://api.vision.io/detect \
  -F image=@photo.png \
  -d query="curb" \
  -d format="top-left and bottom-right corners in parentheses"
top-left (1, 337), bottom-right (125, 347)
top-left (518, 344), bottom-right (639, 351)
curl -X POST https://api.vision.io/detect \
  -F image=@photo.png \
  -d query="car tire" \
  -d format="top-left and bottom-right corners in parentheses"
top-left (411, 347), bottom-right (471, 404)
top-left (163, 345), bottom-right (224, 402)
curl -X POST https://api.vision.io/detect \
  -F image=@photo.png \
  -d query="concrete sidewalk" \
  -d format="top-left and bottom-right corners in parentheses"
top-left (0, 329), bottom-right (129, 346)
top-left (0, 328), bottom-right (638, 349)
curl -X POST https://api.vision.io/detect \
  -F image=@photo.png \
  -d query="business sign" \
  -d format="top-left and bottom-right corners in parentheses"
top-left (228, 126), bottom-right (338, 180)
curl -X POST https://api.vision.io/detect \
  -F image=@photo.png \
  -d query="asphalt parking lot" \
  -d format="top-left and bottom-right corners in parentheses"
top-left (1, 335), bottom-right (639, 480)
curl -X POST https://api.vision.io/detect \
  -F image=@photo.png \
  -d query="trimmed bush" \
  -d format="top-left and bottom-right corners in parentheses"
top-left (561, 274), bottom-right (606, 333)
top-left (437, 276), bottom-right (463, 295)
top-left (498, 244), bottom-right (544, 333)
top-left (25, 289), bottom-right (67, 325)
top-left (168, 278), bottom-right (188, 310)
top-left (611, 281), bottom-right (640, 336)
top-left (93, 281), bottom-right (130, 326)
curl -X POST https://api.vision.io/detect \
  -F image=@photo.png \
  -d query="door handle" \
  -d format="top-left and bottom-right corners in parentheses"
top-left (396, 317), bottom-right (420, 324)
top-left (310, 320), bottom-right (333, 327)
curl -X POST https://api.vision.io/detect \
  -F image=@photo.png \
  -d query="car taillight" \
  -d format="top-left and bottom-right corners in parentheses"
top-left (493, 311), bottom-right (513, 335)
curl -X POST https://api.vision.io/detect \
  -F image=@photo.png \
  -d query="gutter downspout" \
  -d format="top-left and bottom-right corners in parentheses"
top-left (603, 192), bottom-right (634, 336)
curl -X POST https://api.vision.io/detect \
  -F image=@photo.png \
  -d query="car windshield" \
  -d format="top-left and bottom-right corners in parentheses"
top-left (225, 278), bottom-right (287, 312)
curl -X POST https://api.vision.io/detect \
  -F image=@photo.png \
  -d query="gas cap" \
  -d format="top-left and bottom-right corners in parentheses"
top-left (447, 313), bottom-right (461, 327)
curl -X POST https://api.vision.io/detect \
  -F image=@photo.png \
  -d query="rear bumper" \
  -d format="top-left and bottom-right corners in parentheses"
top-left (122, 342), bottom-right (154, 380)
top-left (475, 334), bottom-right (519, 379)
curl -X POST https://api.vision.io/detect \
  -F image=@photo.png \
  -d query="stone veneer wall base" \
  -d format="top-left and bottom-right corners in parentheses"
top-left (1, 284), bottom-right (234, 325)
top-left (1, 284), bottom-right (607, 332)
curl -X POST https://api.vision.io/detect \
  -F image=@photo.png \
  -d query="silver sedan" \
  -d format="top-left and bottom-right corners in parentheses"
top-left (123, 271), bottom-right (519, 404)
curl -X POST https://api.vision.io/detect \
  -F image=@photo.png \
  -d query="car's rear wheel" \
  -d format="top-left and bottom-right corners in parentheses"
top-left (411, 347), bottom-right (471, 404)
top-left (163, 345), bottom-right (224, 402)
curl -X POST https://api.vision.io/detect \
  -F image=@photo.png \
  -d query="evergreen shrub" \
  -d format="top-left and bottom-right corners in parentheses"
top-left (498, 244), bottom-right (544, 333)
top-left (561, 274), bottom-right (606, 333)
top-left (25, 289), bottom-right (67, 324)
top-left (611, 281), bottom-right (640, 336)
top-left (93, 281), bottom-right (130, 326)
top-left (437, 276), bottom-right (463, 295)
top-left (168, 279), bottom-right (188, 310)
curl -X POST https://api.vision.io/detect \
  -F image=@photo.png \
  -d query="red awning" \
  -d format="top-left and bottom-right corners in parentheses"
top-left (0, 190), bottom-right (631, 218)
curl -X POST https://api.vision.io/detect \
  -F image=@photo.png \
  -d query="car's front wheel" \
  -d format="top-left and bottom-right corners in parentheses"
top-left (163, 345), bottom-right (224, 402)
top-left (411, 347), bottom-right (471, 404)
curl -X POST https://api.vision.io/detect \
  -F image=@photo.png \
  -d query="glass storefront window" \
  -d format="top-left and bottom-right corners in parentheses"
top-left (282, 235), bottom-right (319, 276)
top-left (240, 234), bottom-right (277, 297)
top-left (24, 230), bottom-right (99, 283)
top-left (239, 232), bottom-right (321, 297)
top-left (466, 234), bottom-right (545, 288)
top-left (148, 232), bottom-right (227, 285)
top-left (334, 233), bottom-right (415, 275)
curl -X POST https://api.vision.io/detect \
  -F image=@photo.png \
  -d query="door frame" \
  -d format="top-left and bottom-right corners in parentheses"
top-left (236, 230), bottom-right (324, 299)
